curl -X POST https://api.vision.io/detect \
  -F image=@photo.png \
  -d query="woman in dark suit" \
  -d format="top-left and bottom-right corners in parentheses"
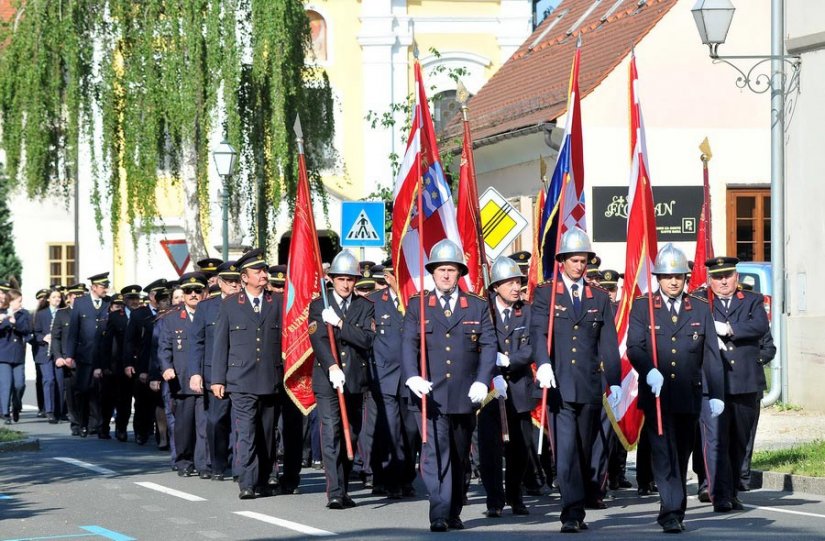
top-left (0, 289), bottom-right (32, 424)
top-left (34, 289), bottom-right (66, 423)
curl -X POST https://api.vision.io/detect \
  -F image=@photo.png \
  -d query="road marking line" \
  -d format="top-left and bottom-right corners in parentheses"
top-left (743, 503), bottom-right (825, 519)
top-left (0, 494), bottom-right (13, 499)
top-left (54, 457), bottom-right (116, 475)
top-left (79, 525), bottom-right (136, 541)
top-left (134, 481), bottom-right (206, 502)
top-left (234, 511), bottom-right (335, 537)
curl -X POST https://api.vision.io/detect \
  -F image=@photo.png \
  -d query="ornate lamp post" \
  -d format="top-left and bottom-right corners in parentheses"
top-left (212, 139), bottom-right (238, 261)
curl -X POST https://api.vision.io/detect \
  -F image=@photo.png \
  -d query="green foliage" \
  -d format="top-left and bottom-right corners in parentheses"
top-left (752, 440), bottom-right (825, 477)
top-left (0, 0), bottom-right (335, 250)
top-left (0, 167), bottom-right (23, 284)
top-left (0, 426), bottom-right (26, 443)
top-left (773, 402), bottom-right (804, 412)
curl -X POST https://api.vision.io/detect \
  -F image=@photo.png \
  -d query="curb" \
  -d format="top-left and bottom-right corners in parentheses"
top-left (0, 437), bottom-right (40, 453)
top-left (751, 470), bottom-right (825, 496)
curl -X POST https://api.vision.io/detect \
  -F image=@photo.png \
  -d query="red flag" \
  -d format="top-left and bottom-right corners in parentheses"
top-left (282, 119), bottom-right (324, 413)
top-left (392, 61), bottom-right (466, 309)
top-left (526, 187), bottom-right (546, 302)
top-left (608, 53), bottom-right (658, 449)
top-left (689, 143), bottom-right (714, 292)
top-left (457, 104), bottom-right (485, 295)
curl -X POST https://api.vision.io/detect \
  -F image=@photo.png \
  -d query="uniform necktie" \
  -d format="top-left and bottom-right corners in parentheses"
top-left (253, 297), bottom-right (261, 314)
top-left (441, 294), bottom-right (452, 318)
top-left (340, 298), bottom-right (348, 314)
top-left (669, 298), bottom-right (678, 323)
top-left (723, 298), bottom-right (730, 312)
top-left (571, 284), bottom-right (581, 317)
top-left (393, 295), bottom-right (401, 312)
top-left (503, 308), bottom-right (511, 326)
top-left (93, 298), bottom-right (101, 310)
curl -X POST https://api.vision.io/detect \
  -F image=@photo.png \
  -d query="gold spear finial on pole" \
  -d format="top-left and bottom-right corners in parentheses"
top-left (699, 137), bottom-right (712, 163)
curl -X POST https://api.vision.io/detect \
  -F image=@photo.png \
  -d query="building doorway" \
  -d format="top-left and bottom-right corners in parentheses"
top-left (726, 188), bottom-right (770, 261)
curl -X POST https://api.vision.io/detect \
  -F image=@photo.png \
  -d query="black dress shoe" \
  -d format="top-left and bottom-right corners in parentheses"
top-left (738, 481), bottom-right (751, 492)
top-left (135, 435), bottom-right (148, 445)
top-left (430, 519), bottom-right (448, 532)
top-left (279, 485), bottom-right (297, 495)
top-left (386, 488), bottom-right (402, 499)
top-left (512, 503), bottom-right (530, 515)
top-left (37, 411), bottom-right (46, 418)
top-left (3, 418), bottom-right (11, 425)
top-left (212, 473), bottom-right (225, 481)
top-left (80, 428), bottom-right (89, 438)
top-left (618, 477), bottom-right (633, 489)
top-left (239, 488), bottom-right (256, 500)
top-left (586, 498), bottom-right (607, 509)
top-left (402, 485), bottom-right (416, 497)
top-left (199, 471), bottom-right (212, 480)
top-left (579, 522), bottom-right (589, 530)
top-left (12, 410), bottom-right (19, 422)
top-left (731, 497), bottom-right (744, 511)
top-left (327, 497), bottom-right (344, 510)
top-left (47, 414), bottom-right (58, 424)
top-left (485, 508), bottom-right (502, 518)
top-left (698, 487), bottom-right (710, 503)
top-left (255, 485), bottom-right (276, 498)
top-left (560, 520), bottom-right (580, 533)
top-left (362, 475), bottom-right (374, 489)
top-left (71, 426), bottom-right (80, 436)
top-left (371, 485), bottom-right (387, 496)
top-left (98, 432), bottom-right (112, 440)
top-left (713, 501), bottom-right (733, 513)
top-left (342, 495), bottom-right (357, 508)
top-left (177, 465), bottom-right (197, 477)
top-left (662, 518), bottom-right (682, 533)
top-left (525, 487), bottom-right (546, 496)
top-left (115, 430), bottom-right (127, 442)
top-left (447, 517), bottom-right (464, 530)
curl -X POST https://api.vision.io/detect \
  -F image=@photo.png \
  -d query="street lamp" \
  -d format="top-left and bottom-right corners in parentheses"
top-left (212, 139), bottom-right (238, 261)
top-left (691, 0), bottom-right (799, 406)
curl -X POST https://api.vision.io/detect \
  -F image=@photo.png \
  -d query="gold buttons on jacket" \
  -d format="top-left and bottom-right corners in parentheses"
top-left (671, 361), bottom-right (676, 367)
top-left (446, 360), bottom-right (451, 365)
top-left (571, 360), bottom-right (576, 365)
top-left (730, 360), bottom-right (736, 364)
top-left (573, 325), bottom-right (579, 330)
top-left (670, 373), bottom-right (676, 379)
top-left (505, 339), bottom-right (510, 344)
top-left (671, 348), bottom-right (676, 354)
top-left (445, 333), bottom-right (451, 338)
top-left (671, 337), bottom-right (677, 342)
top-left (572, 348), bottom-right (577, 353)
top-left (445, 346), bottom-right (451, 352)
top-left (446, 373), bottom-right (451, 378)
top-left (341, 351), bottom-right (347, 356)
top-left (342, 363), bottom-right (347, 367)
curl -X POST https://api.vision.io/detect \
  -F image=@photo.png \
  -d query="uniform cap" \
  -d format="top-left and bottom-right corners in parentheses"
top-left (237, 248), bottom-right (268, 270)
top-left (217, 261), bottom-right (240, 279)
top-left (705, 256), bottom-right (740, 275)
top-left (268, 264), bottom-right (287, 285)
top-left (197, 258), bottom-right (223, 275)
top-left (111, 294), bottom-right (125, 305)
top-left (586, 255), bottom-right (602, 275)
top-left (599, 269), bottom-right (620, 287)
top-left (87, 272), bottom-right (110, 286)
top-left (143, 278), bottom-right (168, 293)
top-left (179, 272), bottom-right (208, 289)
top-left (120, 284), bottom-right (143, 298)
top-left (208, 284), bottom-right (222, 297)
top-left (35, 289), bottom-right (50, 300)
top-left (510, 251), bottom-right (531, 266)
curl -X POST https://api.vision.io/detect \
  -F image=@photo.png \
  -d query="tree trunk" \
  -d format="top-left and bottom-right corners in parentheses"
top-left (180, 139), bottom-right (209, 264)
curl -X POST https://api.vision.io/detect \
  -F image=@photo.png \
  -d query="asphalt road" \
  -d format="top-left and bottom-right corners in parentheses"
top-left (3, 401), bottom-right (825, 540)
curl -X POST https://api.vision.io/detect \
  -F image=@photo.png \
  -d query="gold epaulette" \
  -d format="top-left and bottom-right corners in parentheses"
top-left (464, 291), bottom-right (486, 301)
top-left (589, 283), bottom-right (609, 293)
top-left (409, 290), bottom-right (429, 299)
top-left (635, 294), bottom-right (648, 301)
top-left (689, 293), bottom-right (709, 304)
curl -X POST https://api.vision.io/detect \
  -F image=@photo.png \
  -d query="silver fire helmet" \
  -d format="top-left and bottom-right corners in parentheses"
top-left (425, 239), bottom-right (468, 276)
top-left (652, 243), bottom-right (690, 275)
top-left (555, 226), bottom-right (595, 262)
top-left (328, 250), bottom-right (362, 278)
top-left (490, 256), bottom-right (526, 287)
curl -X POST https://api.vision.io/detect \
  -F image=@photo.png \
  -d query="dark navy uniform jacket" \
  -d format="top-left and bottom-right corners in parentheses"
top-left (188, 295), bottom-right (221, 387)
top-left (158, 306), bottom-right (198, 397)
top-left (710, 289), bottom-right (770, 395)
top-left (33, 308), bottom-right (57, 365)
top-left (66, 295), bottom-right (111, 367)
top-left (530, 281), bottom-right (621, 405)
top-left (367, 288), bottom-right (405, 396)
top-left (211, 290), bottom-right (283, 396)
top-left (124, 305), bottom-right (159, 374)
top-left (98, 308), bottom-right (128, 373)
top-left (308, 291), bottom-right (374, 397)
top-left (401, 290), bottom-right (497, 415)
top-left (492, 298), bottom-right (536, 414)
top-left (49, 307), bottom-right (72, 360)
top-left (627, 294), bottom-right (724, 416)
top-left (0, 309), bottom-right (32, 365)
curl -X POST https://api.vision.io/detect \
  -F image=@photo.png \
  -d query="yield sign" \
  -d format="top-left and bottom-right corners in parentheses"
top-left (160, 239), bottom-right (190, 277)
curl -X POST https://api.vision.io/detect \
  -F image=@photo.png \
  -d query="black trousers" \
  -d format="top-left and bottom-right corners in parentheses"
top-left (205, 390), bottom-right (232, 475)
top-left (590, 408), bottom-right (613, 499)
top-left (415, 410), bottom-right (475, 523)
top-left (114, 373), bottom-right (134, 433)
top-left (551, 401), bottom-right (601, 524)
top-left (230, 392), bottom-right (279, 491)
top-left (173, 394), bottom-right (209, 472)
top-left (276, 390), bottom-right (305, 491)
top-left (316, 390), bottom-right (363, 500)
top-left (647, 411), bottom-right (697, 525)
top-left (636, 424), bottom-right (655, 487)
top-left (375, 391), bottom-right (419, 491)
top-left (97, 373), bottom-right (117, 435)
top-left (132, 379), bottom-right (156, 441)
top-left (35, 364), bottom-right (45, 413)
top-left (63, 368), bottom-right (80, 430)
top-left (354, 390), bottom-right (378, 480)
top-left (478, 399), bottom-right (532, 509)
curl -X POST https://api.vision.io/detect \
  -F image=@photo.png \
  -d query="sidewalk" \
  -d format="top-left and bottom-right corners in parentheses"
top-left (754, 406), bottom-right (825, 451)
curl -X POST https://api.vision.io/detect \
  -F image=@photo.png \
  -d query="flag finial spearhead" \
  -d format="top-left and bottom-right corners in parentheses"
top-left (412, 40), bottom-right (420, 60)
top-left (293, 114), bottom-right (304, 153)
top-left (576, 33), bottom-right (583, 48)
top-left (699, 137), bottom-right (712, 162)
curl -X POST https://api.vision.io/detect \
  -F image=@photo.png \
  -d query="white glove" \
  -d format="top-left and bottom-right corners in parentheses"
top-left (608, 385), bottom-right (622, 410)
top-left (717, 337), bottom-right (727, 350)
top-left (468, 382), bottom-right (488, 404)
top-left (709, 398), bottom-right (725, 418)
top-left (646, 368), bottom-right (664, 397)
top-left (492, 375), bottom-right (508, 399)
top-left (329, 368), bottom-right (346, 391)
top-left (496, 352), bottom-right (511, 368)
top-left (714, 321), bottom-right (730, 337)
top-left (322, 307), bottom-right (342, 327)
top-left (536, 363), bottom-right (557, 389)
top-left (405, 376), bottom-right (432, 398)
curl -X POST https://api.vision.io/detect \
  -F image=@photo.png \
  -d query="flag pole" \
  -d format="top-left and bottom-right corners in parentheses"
top-left (458, 80), bottom-right (509, 444)
top-left (700, 138), bottom-right (715, 305)
top-left (294, 115), bottom-right (354, 459)
top-left (413, 54), bottom-right (429, 445)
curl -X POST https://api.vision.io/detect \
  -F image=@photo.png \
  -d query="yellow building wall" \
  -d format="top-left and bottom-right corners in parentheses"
top-left (408, 0), bottom-right (502, 16)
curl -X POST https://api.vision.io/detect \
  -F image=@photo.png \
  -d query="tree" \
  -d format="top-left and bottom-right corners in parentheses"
top-left (0, 0), bottom-right (335, 260)
top-left (0, 166), bottom-right (23, 284)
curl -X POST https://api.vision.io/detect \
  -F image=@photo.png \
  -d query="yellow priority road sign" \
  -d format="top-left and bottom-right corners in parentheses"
top-left (479, 187), bottom-right (528, 259)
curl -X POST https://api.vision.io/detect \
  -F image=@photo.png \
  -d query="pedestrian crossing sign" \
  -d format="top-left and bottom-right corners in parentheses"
top-left (341, 201), bottom-right (386, 247)
top-left (479, 187), bottom-right (528, 259)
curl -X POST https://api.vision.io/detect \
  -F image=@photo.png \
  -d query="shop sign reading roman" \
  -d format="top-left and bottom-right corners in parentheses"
top-left (592, 186), bottom-right (704, 242)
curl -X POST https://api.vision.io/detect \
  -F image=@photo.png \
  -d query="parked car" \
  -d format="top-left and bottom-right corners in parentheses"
top-left (736, 261), bottom-right (772, 321)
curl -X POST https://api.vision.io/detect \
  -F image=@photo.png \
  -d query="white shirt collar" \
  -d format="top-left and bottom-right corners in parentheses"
top-left (561, 273), bottom-right (584, 303)
top-left (495, 296), bottom-right (514, 319)
top-left (332, 291), bottom-right (352, 307)
top-left (244, 288), bottom-right (264, 305)
top-left (660, 292), bottom-right (683, 311)
top-left (436, 288), bottom-right (458, 310)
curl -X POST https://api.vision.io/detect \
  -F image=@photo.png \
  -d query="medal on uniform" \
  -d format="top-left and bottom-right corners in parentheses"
top-left (672, 315), bottom-right (678, 323)
top-left (444, 309), bottom-right (452, 318)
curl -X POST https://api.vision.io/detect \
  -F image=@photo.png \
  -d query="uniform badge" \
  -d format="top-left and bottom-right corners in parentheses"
top-left (671, 315), bottom-right (678, 323)
top-left (308, 321), bottom-right (318, 335)
top-left (444, 309), bottom-right (452, 318)
top-left (692, 332), bottom-right (699, 341)
top-left (371, 320), bottom-right (376, 332)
